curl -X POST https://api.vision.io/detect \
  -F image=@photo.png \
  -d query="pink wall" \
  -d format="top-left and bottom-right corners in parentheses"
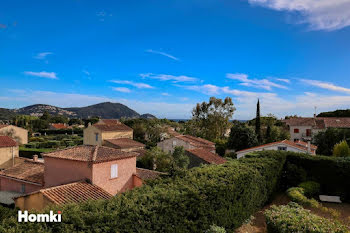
top-left (0, 177), bottom-right (42, 194)
top-left (44, 157), bottom-right (93, 188)
top-left (92, 157), bottom-right (136, 195)
top-left (133, 175), bottom-right (143, 188)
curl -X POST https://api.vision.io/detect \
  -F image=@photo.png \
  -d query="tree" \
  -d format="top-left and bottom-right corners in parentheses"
top-left (40, 111), bottom-right (51, 121)
top-left (255, 99), bottom-right (262, 143)
top-left (138, 147), bottom-right (173, 172)
top-left (171, 146), bottom-right (189, 170)
top-left (192, 97), bottom-right (235, 141)
top-left (227, 122), bottom-right (258, 151)
top-left (313, 128), bottom-right (350, 156)
top-left (333, 140), bottom-right (350, 157)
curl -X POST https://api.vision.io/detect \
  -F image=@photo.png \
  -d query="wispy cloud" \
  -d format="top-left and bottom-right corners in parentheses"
top-left (248, 0), bottom-right (350, 31)
top-left (145, 49), bottom-right (179, 61)
top-left (183, 84), bottom-right (221, 95)
top-left (24, 71), bottom-right (58, 79)
top-left (140, 73), bottom-right (198, 83)
top-left (113, 87), bottom-right (131, 93)
top-left (110, 80), bottom-right (154, 89)
top-left (82, 70), bottom-right (90, 76)
top-left (161, 92), bottom-right (171, 96)
top-left (226, 73), bottom-right (288, 90)
top-left (301, 79), bottom-right (350, 94)
top-left (34, 52), bottom-right (53, 60)
top-left (276, 78), bottom-right (290, 83)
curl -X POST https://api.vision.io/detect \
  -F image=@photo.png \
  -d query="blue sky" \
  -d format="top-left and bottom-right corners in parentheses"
top-left (1, 0), bottom-right (350, 119)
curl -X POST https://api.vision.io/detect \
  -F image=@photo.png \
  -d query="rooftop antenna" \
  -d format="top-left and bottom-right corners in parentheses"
top-left (314, 106), bottom-right (317, 118)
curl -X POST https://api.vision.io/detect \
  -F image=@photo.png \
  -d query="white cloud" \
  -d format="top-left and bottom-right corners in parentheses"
top-left (248, 0), bottom-right (350, 31)
top-left (226, 73), bottom-right (288, 90)
top-left (110, 80), bottom-right (154, 89)
top-left (276, 78), bottom-right (291, 83)
top-left (145, 49), bottom-right (179, 61)
top-left (161, 92), bottom-right (171, 96)
top-left (82, 70), bottom-right (90, 76)
top-left (301, 79), bottom-right (350, 94)
top-left (140, 73), bottom-right (198, 83)
top-left (34, 52), bottom-right (53, 60)
top-left (113, 87), bottom-right (131, 93)
top-left (183, 84), bottom-right (221, 95)
top-left (24, 71), bottom-right (58, 79)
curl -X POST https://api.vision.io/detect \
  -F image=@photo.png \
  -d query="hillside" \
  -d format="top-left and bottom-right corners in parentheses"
top-left (0, 102), bottom-right (147, 120)
top-left (65, 102), bottom-right (140, 119)
top-left (317, 109), bottom-right (350, 117)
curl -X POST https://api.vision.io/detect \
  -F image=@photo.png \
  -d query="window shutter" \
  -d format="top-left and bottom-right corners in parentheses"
top-left (111, 164), bottom-right (118, 178)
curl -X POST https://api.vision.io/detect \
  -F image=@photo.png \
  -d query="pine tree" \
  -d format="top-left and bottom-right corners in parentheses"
top-left (255, 99), bottom-right (262, 143)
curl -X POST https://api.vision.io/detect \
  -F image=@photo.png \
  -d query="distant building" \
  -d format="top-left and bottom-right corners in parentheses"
top-left (236, 139), bottom-right (317, 159)
top-left (103, 138), bottom-right (145, 152)
top-left (157, 135), bottom-right (215, 154)
top-left (49, 123), bottom-right (69, 130)
top-left (0, 145), bottom-right (163, 209)
top-left (185, 148), bottom-right (226, 168)
top-left (0, 124), bottom-right (28, 145)
top-left (284, 117), bottom-right (350, 142)
top-left (83, 119), bottom-right (133, 146)
top-left (0, 136), bottom-right (19, 170)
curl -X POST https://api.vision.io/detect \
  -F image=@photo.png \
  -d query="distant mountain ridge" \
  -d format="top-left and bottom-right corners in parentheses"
top-left (0, 102), bottom-right (156, 120)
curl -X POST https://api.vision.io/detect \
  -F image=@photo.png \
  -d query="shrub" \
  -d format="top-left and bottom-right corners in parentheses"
top-left (286, 187), bottom-right (320, 208)
top-left (1, 153), bottom-right (286, 232)
top-left (264, 202), bottom-right (348, 233)
top-left (333, 140), bottom-right (350, 157)
top-left (205, 225), bottom-right (226, 233)
top-left (298, 181), bottom-right (320, 197)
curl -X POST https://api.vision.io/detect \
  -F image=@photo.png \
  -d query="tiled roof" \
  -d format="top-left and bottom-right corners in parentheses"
top-left (236, 140), bottom-right (317, 153)
top-left (0, 160), bottom-right (44, 185)
top-left (284, 117), bottom-right (350, 129)
top-left (93, 123), bottom-right (132, 132)
top-left (50, 123), bottom-right (68, 129)
top-left (176, 135), bottom-right (215, 148)
top-left (294, 140), bottom-right (317, 149)
top-left (166, 127), bottom-right (181, 137)
top-left (186, 148), bottom-right (226, 165)
top-left (99, 119), bottom-right (121, 125)
top-left (0, 124), bottom-right (9, 129)
top-left (135, 168), bottom-right (165, 180)
top-left (43, 145), bottom-right (137, 163)
top-left (40, 181), bottom-right (112, 204)
top-left (105, 138), bottom-right (145, 149)
top-left (0, 135), bottom-right (17, 147)
top-left (15, 181), bottom-right (112, 205)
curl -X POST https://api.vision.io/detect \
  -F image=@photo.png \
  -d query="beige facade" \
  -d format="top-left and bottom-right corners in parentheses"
top-left (0, 146), bottom-right (19, 169)
top-left (14, 192), bottom-right (52, 211)
top-left (84, 125), bottom-right (133, 146)
top-left (157, 137), bottom-right (197, 154)
top-left (0, 125), bottom-right (28, 145)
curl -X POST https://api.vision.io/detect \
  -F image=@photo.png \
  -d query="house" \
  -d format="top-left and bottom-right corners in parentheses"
top-left (0, 124), bottom-right (28, 145)
top-left (185, 148), bottom-right (226, 168)
top-left (103, 138), bottom-right (145, 152)
top-left (284, 116), bottom-right (350, 142)
top-left (83, 119), bottom-right (133, 146)
top-left (157, 135), bottom-right (215, 154)
top-left (49, 123), bottom-right (69, 130)
top-left (0, 136), bottom-right (19, 170)
top-left (0, 145), bottom-right (163, 209)
top-left (236, 139), bottom-right (317, 159)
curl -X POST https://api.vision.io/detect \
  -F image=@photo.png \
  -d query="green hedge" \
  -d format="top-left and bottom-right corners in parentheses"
top-left (281, 152), bottom-right (350, 201)
top-left (0, 153), bottom-right (286, 232)
top-left (264, 202), bottom-right (348, 233)
top-left (298, 181), bottom-right (320, 197)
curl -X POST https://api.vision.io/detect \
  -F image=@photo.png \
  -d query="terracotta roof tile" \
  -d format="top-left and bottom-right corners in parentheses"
top-left (105, 138), bottom-right (145, 149)
top-left (135, 168), bottom-right (165, 180)
top-left (176, 135), bottom-right (215, 149)
top-left (0, 160), bottom-right (44, 185)
top-left (93, 123), bottom-right (132, 132)
top-left (0, 124), bottom-right (9, 129)
top-left (186, 148), bottom-right (226, 165)
top-left (0, 136), bottom-right (17, 147)
top-left (284, 117), bottom-right (350, 129)
top-left (43, 145), bottom-right (137, 163)
top-left (236, 140), bottom-right (317, 153)
top-left (320, 117), bottom-right (350, 128)
top-left (99, 119), bottom-right (121, 125)
top-left (50, 123), bottom-right (68, 129)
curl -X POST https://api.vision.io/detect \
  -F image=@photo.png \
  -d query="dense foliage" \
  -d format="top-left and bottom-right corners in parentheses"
top-left (313, 128), bottom-right (350, 155)
top-left (0, 152), bottom-right (286, 232)
top-left (227, 122), bottom-right (258, 151)
top-left (264, 202), bottom-right (348, 233)
top-left (298, 181), bottom-right (320, 197)
top-left (317, 109), bottom-right (350, 117)
top-left (333, 140), bottom-right (350, 157)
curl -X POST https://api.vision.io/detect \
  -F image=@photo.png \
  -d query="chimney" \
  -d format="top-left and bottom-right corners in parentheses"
top-left (307, 141), bottom-right (311, 155)
top-left (88, 122), bottom-right (92, 127)
top-left (33, 154), bottom-right (38, 162)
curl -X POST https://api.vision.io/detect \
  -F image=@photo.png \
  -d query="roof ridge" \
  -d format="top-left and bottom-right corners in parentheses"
top-left (91, 145), bottom-right (99, 161)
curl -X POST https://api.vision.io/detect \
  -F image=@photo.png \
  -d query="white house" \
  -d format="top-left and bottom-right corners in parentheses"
top-left (236, 140), bottom-right (317, 159)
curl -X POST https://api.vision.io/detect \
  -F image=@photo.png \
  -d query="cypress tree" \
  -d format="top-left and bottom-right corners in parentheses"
top-left (255, 99), bottom-right (262, 143)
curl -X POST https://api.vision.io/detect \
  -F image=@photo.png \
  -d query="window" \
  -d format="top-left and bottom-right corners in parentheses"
top-left (21, 184), bottom-right (25, 193)
top-left (95, 133), bottom-right (99, 142)
top-left (172, 140), bottom-right (177, 146)
top-left (278, 146), bottom-right (287, 151)
top-left (306, 129), bottom-right (312, 137)
top-left (111, 164), bottom-right (118, 178)
top-left (294, 128), bottom-right (299, 133)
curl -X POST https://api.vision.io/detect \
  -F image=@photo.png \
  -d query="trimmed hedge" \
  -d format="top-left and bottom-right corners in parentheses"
top-left (264, 202), bottom-right (348, 233)
top-left (281, 152), bottom-right (350, 201)
top-left (0, 153), bottom-right (286, 233)
top-left (298, 181), bottom-right (320, 197)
